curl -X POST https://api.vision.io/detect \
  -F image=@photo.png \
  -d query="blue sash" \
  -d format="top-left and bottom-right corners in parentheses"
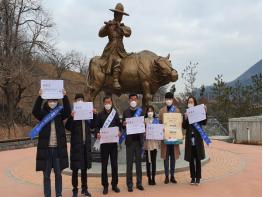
top-left (168, 105), bottom-right (176, 112)
top-left (119, 107), bottom-right (142, 144)
top-left (29, 106), bottom-right (63, 139)
top-left (103, 109), bottom-right (116, 128)
top-left (152, 118), bottom-right (159, 124)
top-left (164, 105), bottom-right (183, 145)
top-left (192, 122), bottom-right (211, 145)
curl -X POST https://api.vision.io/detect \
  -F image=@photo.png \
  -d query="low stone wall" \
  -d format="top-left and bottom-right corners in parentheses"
top-left (229, 116), bottom-right (262, 145)
top-left (0, 133), bottom-right (71, 151)
top-left (0, 137), bottom-right (38, 151)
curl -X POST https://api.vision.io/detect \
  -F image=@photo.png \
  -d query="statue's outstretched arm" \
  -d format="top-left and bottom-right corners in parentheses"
top-left (98, 25), bottom-right (108, 37)
top-left (121, 25), bottom-right (131, 37)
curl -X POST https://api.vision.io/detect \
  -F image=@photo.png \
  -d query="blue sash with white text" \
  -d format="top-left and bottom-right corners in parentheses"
top-left (192, 122), bottom-right (211, 145)
top-left (103, 109), bottom-right (116, 128)
top-left (28, 106), bottom-right (63, 139)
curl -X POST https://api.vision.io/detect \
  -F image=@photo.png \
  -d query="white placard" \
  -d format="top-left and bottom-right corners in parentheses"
top-left (126, 116), bottom-right (145, 135)
top-left (186, 104), bottom-right (206, 124)
top-left (146, 124), bottom-right (164, 140)
top-left (100, 126), bottom-right (119, 144)
top-left (73, 102), bottom-right (93, 120)
top-left (41, 80), bottom-right (64, 99)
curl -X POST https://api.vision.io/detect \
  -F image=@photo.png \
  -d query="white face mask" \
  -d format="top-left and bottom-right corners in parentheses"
top-left (188, 103), bottom-right (194, 108)
top-left (165, 99), bottom-right (173, 106)
top-left (104, 104), bottom-right (112, 111)
top-left (147, 112), bottom-right (154, 118)
top-left (48, 101), bottom-right (57, 109)
top-left (77, 100), bottom-right (83, 103)
top-left (130, 101), bottom-right (137, 108)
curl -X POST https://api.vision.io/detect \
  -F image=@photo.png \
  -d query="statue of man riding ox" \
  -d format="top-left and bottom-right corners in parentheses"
top-left (87, 50), bottom-right (178, 107)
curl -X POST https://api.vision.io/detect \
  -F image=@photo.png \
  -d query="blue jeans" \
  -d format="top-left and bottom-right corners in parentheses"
top-left (43, 147), bottom-right (62, 197)
top-left (164, 145), bottom-right (176, 177)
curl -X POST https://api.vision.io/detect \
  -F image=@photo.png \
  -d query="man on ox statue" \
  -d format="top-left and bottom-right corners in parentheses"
top-left (99, 3), bottom-right (131, 90)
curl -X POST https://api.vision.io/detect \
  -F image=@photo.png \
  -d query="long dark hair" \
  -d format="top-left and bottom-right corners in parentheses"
top-left (186, 95), bottom-right (198, 106)
top-left (144, 105), bottom-right (156, 118)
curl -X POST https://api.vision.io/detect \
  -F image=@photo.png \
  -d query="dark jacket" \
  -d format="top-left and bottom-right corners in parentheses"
top-left (122, 108), bottom-right (144, 147)
top-left (32, 95), bottom-right (71, 171)
top-left (65, 115), bottom-right (96, 170)
top-left (183, 114), bottom-right (207, 162)
top-left (95, 108), bottom-right (122, 138)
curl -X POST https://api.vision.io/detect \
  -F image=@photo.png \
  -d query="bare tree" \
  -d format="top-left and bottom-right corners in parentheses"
top-left (47, 49), bottom-right (88, 79)
top-left (0, 0), bottom-right (53, 136)
top-left (181, 61), bottom-right (198, 100)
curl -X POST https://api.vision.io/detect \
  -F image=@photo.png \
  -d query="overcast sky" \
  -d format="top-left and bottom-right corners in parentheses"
top-left (43, 0), bottom-right (262, 92)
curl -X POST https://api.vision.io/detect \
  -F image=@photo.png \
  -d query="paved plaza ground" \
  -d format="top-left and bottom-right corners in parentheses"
top-left (0, 140), bottom-right (261, 197)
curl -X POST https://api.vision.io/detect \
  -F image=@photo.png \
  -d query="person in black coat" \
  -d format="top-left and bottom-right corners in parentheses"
top-left (95, 96), bottom-right (122, 195)
top-left (32, 89), bottom-right (71, 197)
top-left (183, 96), bottom-right (207, 185)
top-left (65, 93), bottom-right (97, 197)
top-left (122, 94), bottom-right (144, 192)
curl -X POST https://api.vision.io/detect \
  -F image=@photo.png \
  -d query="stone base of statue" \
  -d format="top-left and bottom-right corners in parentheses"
top-left (63, 143), bottom-right (210, 177)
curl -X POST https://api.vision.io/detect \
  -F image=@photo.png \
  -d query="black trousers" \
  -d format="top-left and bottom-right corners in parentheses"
top-left (126, 141), bottom-right (142, 188)
top-left (190, 145), bottom-right (201, 179)
top-left (72, 144), bottom-right (88, 193)
top-left (100, 143), bottom-right (118, 188)
top-left (145, 149), bottom-right (157, 179)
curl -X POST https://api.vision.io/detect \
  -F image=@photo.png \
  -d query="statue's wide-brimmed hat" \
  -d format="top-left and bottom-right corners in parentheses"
top-left (109, 3), bottom-right (129, 16)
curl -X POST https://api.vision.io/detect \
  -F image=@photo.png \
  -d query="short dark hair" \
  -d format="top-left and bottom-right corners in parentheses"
top-left (186, 95), bottom-right (198, 106)
top-left (165, 92), bottom-right (174, 99)
top-left (103, 96), bottom-right (112, 102)
top-left (129, 94), bottom-right (138, 99)
top-left (75, 93), bottom-right (84, 100)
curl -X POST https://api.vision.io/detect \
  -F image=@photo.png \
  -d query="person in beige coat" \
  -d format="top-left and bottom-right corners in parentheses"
top-left (144, 105), bottom-right (161, 186)
top-left (159, 92), bottom-right (180, 184)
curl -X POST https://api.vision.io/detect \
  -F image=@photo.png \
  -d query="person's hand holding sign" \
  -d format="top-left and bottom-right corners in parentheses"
top-left (71, 111), bottom-right (75, 117)
top-left (97, 132), bottom-right (101, 140)
top-left (123, 120), bottom-right (127, 126)
top-left (184, 112), bottom-right (188, 120)
top-left (204, 105), bottom-right (207, 113)
top-left (93, 108), bottom-right (97, 114)
top-left (63, 89), bottom-right (67, 96)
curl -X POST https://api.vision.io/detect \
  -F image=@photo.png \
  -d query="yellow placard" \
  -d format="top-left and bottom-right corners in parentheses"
top-left (163, 113), bottom-right (183, 142)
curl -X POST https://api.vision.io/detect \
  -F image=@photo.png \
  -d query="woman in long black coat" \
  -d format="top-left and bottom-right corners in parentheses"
top-left (65, 93), bottom-right (96, 197)
top-left (32, 90), bottom-right (71, 197)
top-left (183, 96), bottom-right (207, 185)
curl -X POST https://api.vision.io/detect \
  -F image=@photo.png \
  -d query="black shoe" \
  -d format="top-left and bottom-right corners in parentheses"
top-left (72, 188), bottom-right (78, 197)
top-left (190, 178), bottom-right (195, 185)
top-left (136, 185), bottom-right (144, 191)
top-left (112, 186), bottom-right (120, 193)
top-left (103, 187), bottom-right (108, 195)
top-left (81, 190), bottom-right (91, 197)
top-left (170, 176), bottom-right (177, 184)
top-left (128, 187), bottom-right (133, 192)
top-left (164, 176), bottom-right (169, 184)
top-left (152, 179), bottom-right (156, 185)
top-left (148, 178), bottom-right (152, 185)
top-left (196, 178), bottom-right (200, 185)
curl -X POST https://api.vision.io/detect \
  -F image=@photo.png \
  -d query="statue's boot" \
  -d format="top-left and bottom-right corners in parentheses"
top-left (113, 66), bottom-right (121, 90)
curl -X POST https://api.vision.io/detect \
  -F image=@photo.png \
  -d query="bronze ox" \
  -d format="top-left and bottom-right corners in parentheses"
top-left (87, 50), bottom-right (178, 106)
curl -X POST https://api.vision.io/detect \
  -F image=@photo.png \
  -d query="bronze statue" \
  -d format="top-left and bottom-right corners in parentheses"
top-left (87, 51), bottom-right (178, 106)
top-left (87, 3), bottom-right (178, 107)
top-left (99, 3), bottom-right (131, 90)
